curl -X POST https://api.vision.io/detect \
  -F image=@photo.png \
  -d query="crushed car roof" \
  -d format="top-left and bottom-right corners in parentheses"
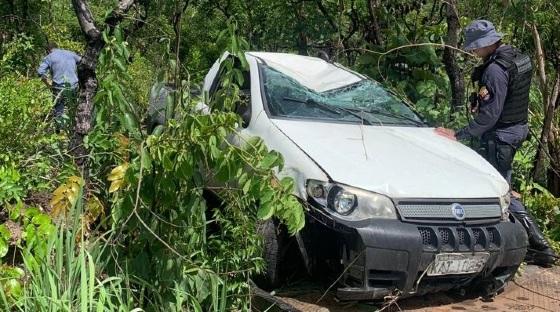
top-left (247, 52), bottom-right (363, 92)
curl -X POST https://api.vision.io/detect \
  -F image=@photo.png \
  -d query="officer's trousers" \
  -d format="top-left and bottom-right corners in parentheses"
top-left (480, 133), bottom-right (519, 185)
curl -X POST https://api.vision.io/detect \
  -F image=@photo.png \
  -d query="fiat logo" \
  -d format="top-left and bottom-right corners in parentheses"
top-left (451, 203), bottom-right (465, 220)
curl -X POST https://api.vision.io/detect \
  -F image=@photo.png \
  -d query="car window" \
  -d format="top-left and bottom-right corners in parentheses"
top-left (210, 56), bottom-right (252, 127)
top-left (261, 64), bottom-right (424, 126)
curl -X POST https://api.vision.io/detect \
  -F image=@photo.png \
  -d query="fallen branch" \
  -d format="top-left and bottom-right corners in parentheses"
top-left (378, 290), bottom-right (403, 312)
top-left (316, 249), bottom-right (365, 303)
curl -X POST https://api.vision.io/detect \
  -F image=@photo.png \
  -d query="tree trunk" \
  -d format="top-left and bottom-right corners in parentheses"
top-left (172, 0), bottom-right (189, 110)
top-left (530, 24), bottom-right (556, 183)
top-left (442, 0), bottom-right (464, 113)
top-left (21, 0), bottom-right (29, 20)
top-left (313, 0), bottom-right (337, 33)
top-left (295, 2), bottom-right (308, 56)
top-left (70, 0), bottom-right (136, 173)
top-left (545, 74), bottom-right (560, 195)
top-left (365, 0), bottom-right (383, 46)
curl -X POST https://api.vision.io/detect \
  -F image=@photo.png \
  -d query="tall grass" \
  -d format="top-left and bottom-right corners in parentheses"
top-left (0, 188), bottom-right (141, 312)
top-left (0, 181), bottom-right (233, 311)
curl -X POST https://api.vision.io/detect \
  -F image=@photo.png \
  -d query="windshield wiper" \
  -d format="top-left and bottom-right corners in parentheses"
top-left (344, 107), bottom-right (425, 126)
top-left (282, 97), bottom-right (372, 125)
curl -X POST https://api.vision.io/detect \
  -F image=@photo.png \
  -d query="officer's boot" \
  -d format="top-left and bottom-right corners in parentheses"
top-left (511, 211), bottom-right (557, 267)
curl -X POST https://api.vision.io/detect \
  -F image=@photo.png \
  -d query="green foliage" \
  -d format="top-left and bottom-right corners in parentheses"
top-left (78, 27), bottom-right (304, 310)
top-left (0, 74), bottom-right (65, 194)
top-left (0, 202), bottom-right (56, 305)
top-left (0, 180), bottom-right (137, 311)
top-left (128, 53), bottom-right (156, 110)
top-left (0, 165), bottom-right (24, 206)
top-left (41, 24), bottom-right (84, 54)
top-left (96, 27), bottom-right (140, 138)
top-left (3, 0), bottom-right (560, 310)
top-left (6, 205), bottom-right (56, 264)
top-left (519, 182), bottom-right (560, 242)
top-left (0, 33), bottom-right (36, 75)
top-left (0, 225), bottom-right (9, 259)
top-left (0, 76), bottom-right (53, 156)
top-left (14, 230), bottom-right (136, 311)
top-left (0, 265), bottom-right (24, 301)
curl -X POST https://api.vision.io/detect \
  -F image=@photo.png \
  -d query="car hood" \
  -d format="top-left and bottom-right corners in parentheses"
top-left (272, 119), bottom-right (509, 199)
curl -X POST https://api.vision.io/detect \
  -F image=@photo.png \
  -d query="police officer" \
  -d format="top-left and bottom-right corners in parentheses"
top-left (37, 42), bottom-right (81, 131)
top-left (436, 20), bottom-right (557, 267)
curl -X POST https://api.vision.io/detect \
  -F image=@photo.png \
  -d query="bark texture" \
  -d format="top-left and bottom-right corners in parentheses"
top-left (365, 0), bottom-right (383, 46)
top-left (531, 24), bottom-right (552, 182)
top-left (442, 0), bottom-right (464, 113)
top-left (530, 24), bottom-right (560, 194)
top-left (70, 0), bottom-right (136, 171)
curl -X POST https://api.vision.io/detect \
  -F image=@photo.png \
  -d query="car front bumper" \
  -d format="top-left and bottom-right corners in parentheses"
top-left (306, 211), bottom-right (528, 300)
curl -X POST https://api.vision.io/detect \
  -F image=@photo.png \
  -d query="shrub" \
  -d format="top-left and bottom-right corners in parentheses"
top-left (0, 33), bottom-right (36, 75)
top-left (0, 75), bottom-right (54, 157)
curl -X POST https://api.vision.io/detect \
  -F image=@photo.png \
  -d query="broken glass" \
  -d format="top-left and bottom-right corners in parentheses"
top-left (262, 65), bottom-right (424, 126)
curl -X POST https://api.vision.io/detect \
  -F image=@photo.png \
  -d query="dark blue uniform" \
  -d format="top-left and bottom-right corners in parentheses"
top-left (455, 45), bottom-right (531, 214)
top-left (456, 45), bottom-right (529, 186)
top-left (457, 20), bottom-right (557, 266)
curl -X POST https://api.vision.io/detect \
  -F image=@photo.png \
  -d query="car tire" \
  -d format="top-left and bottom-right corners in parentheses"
top-left (255, 219), bottom-right (285, 290)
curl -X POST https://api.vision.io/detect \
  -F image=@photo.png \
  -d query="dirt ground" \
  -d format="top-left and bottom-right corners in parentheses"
top-left (273, 264), bottom-right (560, 312)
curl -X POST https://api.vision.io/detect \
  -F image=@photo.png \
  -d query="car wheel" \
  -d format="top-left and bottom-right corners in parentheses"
top-left (255, 219), bottom-right (286, 290)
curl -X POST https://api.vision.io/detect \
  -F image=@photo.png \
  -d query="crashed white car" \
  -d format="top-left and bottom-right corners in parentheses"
top-left (202, 52), bottom-right (528, 300)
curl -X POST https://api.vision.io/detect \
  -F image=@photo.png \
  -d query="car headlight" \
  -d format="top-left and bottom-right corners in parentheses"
top-left (499, 192), bottom-right (511, 220)
top-left (306, 180), bottom-right (397, 220)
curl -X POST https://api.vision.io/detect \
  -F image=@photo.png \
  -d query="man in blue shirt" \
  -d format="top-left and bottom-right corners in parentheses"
top-left (37, 42), bottom-right (81, 129)
top-left (436, 20), bottom-right (556, 267)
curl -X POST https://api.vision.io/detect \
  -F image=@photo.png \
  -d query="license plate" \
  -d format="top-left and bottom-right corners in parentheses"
top-left (426, 253), bottom-right (490, 276)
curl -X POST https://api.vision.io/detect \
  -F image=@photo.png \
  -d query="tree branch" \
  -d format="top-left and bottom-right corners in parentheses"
top-left (70, 0), bottom-right (138, 173)
top-left (531, 23), bottom-right (548, 102)
top-left (365, 0), bottom-right (383, 46)
top-left (530, 23), bottom-right (554, 182)
top-left (442, 0), bottom-right (464, 112)
top-left (313, 0), bottom-right (338, 32)
top-left (72, 0), bottom-right (101, 41)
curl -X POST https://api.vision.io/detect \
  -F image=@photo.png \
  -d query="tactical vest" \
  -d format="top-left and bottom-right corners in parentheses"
top-left (471, 47), bottom-right (532, 126)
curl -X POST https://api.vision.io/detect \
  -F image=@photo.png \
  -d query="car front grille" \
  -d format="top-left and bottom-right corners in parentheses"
top-left (397, 200), bottom-right (501, 222)
top-left (418, 226), bottom-right (500, 251)
top-left (457, 228), bottom-right (470, 248)
top-left (419, 227), bottom-right (437, 248)
top-left (438, 228), bottom-right (453, 247)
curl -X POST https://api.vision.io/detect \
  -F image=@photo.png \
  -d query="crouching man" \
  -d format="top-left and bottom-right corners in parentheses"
top-left (37, 42), bottom-right (81, 131)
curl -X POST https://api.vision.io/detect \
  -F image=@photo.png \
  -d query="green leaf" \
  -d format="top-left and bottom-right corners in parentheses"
top-left (260, 151), bottom-right (280, 169)
top-left (162, 152), bottom-right (174, 171)
top-left (280, 177), bottom-right (294, 193)
top-left (214, 160), bottom-right (231, 183)
top-left (31, 214), bottom-right (51, 227)
top-left (23, 207), bottom-right (40, 219)
top-left (0, 224), bottom-right (10, 239)
top-left (152, 125), bottom-right (165, 136)
top-left (260, 189), bottom-right (274, 204)
top-left (4, 279), bottom-right (22, 298)
top-left (0, 238), bottom-right (8, 258)
top-left (242, 179), bottom-right (251, 194)
top-left (257, 202), bottom-right (275, 220)
top-left (141, 145), bottom-right (152, 171)
top-left (114, 58), bottom-right (127, 73)
top-left (123, 112), bottom-right (138, 133)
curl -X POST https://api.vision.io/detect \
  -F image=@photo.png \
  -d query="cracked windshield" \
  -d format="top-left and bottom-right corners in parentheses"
top-left (262, 65), bottom-right (424, 126)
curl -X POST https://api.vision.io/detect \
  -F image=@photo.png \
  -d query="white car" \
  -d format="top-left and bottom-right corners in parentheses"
top-left (202, 52), bottom-right (528, 300)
